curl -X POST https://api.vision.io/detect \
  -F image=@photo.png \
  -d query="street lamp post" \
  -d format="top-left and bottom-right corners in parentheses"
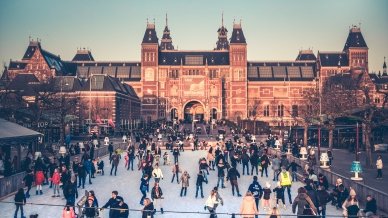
top-left (60, 79), bottom-right (69, 147)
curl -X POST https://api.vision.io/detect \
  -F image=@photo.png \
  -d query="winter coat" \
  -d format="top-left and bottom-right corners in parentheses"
top-left (273, 186), bottom-right (285, 199)
top-left (14, 191), bottom-right (26, 205)
top-left (217, 165), bottom-right (225, 177)
top-left (242, 153), bottom-right (250, 164)
top-left (205, 195), bottom-right (219, 208)
top-left (23, 173), bottom-right (34, 186)
top-left (250, 153), bottom-right (259, 166)
top-left (152, 168), bottom-right (163, 179)
top-left (305, 185), bottom-right (319, 207)
top-left (51, 171), bottom-right (61, 185)
top-left (263, 188), bottom-right (272, 200)
top-left (248, 181), bottom-right (263, 199)
top-left (118, 202), bottom-right (129, 218)
top-left (196, 174), bottom-right (205, 185)
top-left (240, 195), bottom-right (258, 218)
top-left (111, 154), bottom-right (121, 166)
top-left (317, 189), bottom-right (330, 207)
top-left (35, 171), bottom-right (45, 185)
top-left (376, 159), bottom-right (383, 169)
top-left (142, 202), bottom-right (154, 218)
top-left (62, 207), bottom-right (76, 218)
top-left (292, 193), bottom-right (317, 215)
top-left (180, 173), bottom-right (190, 187)
top-left (272, 158), bottom-right (281, 171)
top-left (280, 157), bottom-right (290, 168)
top-left (260, 155), bottom-right (270, 168)
top-left (364, 198), bottom-right (377, 215)
top-left (227, 167), bottom-right (240, 180)
top-left (140, 178), bottom-right (149, 192)
top-left (151, 186), bottom-right (163, 200)
top-left (207, 152), bottom-right (215, 162)
top-left (84, 201), bottom-right (97, 217)
top-left (64, 181), bottom-right (78, 199)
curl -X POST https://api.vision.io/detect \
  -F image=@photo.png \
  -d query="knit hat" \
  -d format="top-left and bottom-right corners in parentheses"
top-left (266, 182), bottom-right (271, 188)
top-left (349, 189), bottom-right (356, 196)
top-left (88, 196), bottom-right (94, 201)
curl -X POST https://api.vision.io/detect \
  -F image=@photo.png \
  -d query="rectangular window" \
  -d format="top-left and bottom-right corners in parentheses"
top-left (264, 105), bottom-right (270, 117)
top-left (277, 104), bottom-right (284, 117)
top-left (185, 55), bottom-right (203, 65)
top-left (292, 105), bottom-right (298, 117)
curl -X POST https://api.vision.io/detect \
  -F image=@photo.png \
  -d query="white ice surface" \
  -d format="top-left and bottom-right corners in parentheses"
top-left (1, 150), bottom-right (343, 217)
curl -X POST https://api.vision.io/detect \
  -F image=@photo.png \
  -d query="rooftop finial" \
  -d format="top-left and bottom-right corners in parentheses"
top-left (383, 56), bottom-right (387, 69)
top-left (165, 13), bottom-right (168, 26)
top-left (222, 11), bottom-right (224, 27)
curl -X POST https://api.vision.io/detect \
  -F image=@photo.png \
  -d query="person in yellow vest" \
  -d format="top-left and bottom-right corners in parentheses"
top-left (279, 166), bottom-right (293, 204)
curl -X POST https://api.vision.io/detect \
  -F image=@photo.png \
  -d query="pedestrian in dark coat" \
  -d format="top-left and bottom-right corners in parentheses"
top-left (84, 197), bottom-right (98, 218)
top-left (195, 171), bottom-right (205, 198)
top-left (227, 166), bottom-right (241, 196)
top-left (142, 198), bottom-right (155, 218)
top-left (241, 151), bottom-right (250, 175)
top-left (139, 174), bottom-right (149, 205)
top-left (14, 188), bottom-right (26, 218)
top-left (292, 187), bottom-right (317, 218)
top-left (248, 176), bottom-right (263, 210)
top-left (102, 191), bottom-right (123, 218)
top-left (118, 198), bottom-right (129, 218)
top-left (23, 170), bottom-right (34, 198)
top-left (110, 151), bottom-right (121, 176)
top-left (250, 152), bottom-right (259, 175)
top-left (317, 185), bottom-right (330, 218)
top-left (260, 153), bottom-right (270, 177)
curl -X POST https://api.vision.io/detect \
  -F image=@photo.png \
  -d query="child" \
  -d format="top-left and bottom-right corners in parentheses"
top-left (269, 207), bottom-right (280, 218)
top-left (273, 182), bottom-right (286, 209)
top-left (50, 168), bottom-right (61, 197)
top-left (163, 152), bottom-right (170, 165)
top-left (262, 182), bottom-right (272, 211)
top-left (97, 159), bottom-right (104, 175)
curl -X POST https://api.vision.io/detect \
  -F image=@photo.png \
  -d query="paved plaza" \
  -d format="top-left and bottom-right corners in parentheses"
top-left (1, 149), bottom-right (344, 217)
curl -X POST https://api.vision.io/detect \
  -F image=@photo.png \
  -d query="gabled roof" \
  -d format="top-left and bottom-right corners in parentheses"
top-left (7, 73), bottom-right (41, 95)
top-left (142, 23), bottom-right (158, 44)
top-left (247, 61), bottom-right (316, 81)
top-left (22, 41), bottom-right (40, 60)
top-left (72, 49), bottom-right (95, 62)
top-left (343, 26), bottom-right (368, 51)
top-left (159, 51), bottom-right (229, 66)
top-left (318, 52), bottom-right (349, 67)
top-left (74, 62), bottom-right (141, 81)
top-left (8, 61), bottom-right (28, 70)
top-left (230, 23), bottom-right (246, 44)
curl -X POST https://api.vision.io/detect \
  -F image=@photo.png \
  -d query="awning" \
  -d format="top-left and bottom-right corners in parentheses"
top-left (0, 119), bottom-right (42, 142)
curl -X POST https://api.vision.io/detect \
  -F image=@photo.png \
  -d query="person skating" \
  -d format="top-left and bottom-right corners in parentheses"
top-left (207, 147), bottom-right (215, 170)
top-left (269, 207), bottom-right (280, 218)
top-left (34, 169), bottom-right (44, 195)
top-left (273, 181), bottom-right (286, 209)
top-left (139, 174), bottom-right (149, 205)
top-left (84, 158), bottom-right (93, 184)
top-left (50, 168), bottom-right (61, 197)
top-left (77, 161), bottom-right (86, 189)
top-left (142, 198), bottom-right (155, 218)
top-left (110, 150), bottom-right (121, 176)
top-left (14, 188), bottom-right (26, 218)
top-left (250, 151), bottom-right (259, 176)
top-left (195, 170), bottom-right (205, 198)
top-left (292, 187), bottom-right (317, 218)
top-left (152, 163), bottom-right (164, 183)
top-left (241, 150), bottom-right (250, 175)
top-left (180, 171), bottom-right (190, 197)
top-left (173, 146), bottom-right (180, 163)
top-left (151, 182), bottom-right (164, 214)
top-left (213, 187), bottom-right (224, 213)
top-left (248, 176), bottom-right (263, 211)
top-left (127, 144), bottom-right (136, 171)
top-left (286, 160), bottom-right (300, 182)
top-left (227, 165), bottom-right (242, 197)
top-left (279, 167), bottom-right (293, 204)
top-left (260, 152), bottom-right (270, 178)
top-left (171, 162), bottom-right (181, 184)
top-left (108, 142), bottom-right (114, 162)
top-left (262, 182), bottom-right (272, 211)
top-left (64, 175), bottom-right (78, 211)
top-left (205, 189), bottom-right (220, 218)
top-left (102, 190), bottom-right (124, 218)
top-left (216, 158), bottom-right (226, 188)
top-left (117, 198), bottom-right (129, 218)
top-left (272, 155), bottom-right (281, 181)
top-left (316, 184), bottom-right (330, 218)
top-left (22, 169), bottom-right (33, 198)
top-left (240, 191), bottom-right (258, 218)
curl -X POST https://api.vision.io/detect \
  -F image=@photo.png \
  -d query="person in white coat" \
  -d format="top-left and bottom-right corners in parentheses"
top-left (376, 155), bottom-right (383, 179)
top-left (152, 163), bottom-right (164, 183)
top-left (205, 190), bottom-right (220, 218)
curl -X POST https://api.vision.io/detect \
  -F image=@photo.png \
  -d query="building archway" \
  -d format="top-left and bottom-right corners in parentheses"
top-left (183, 101), bottom-right (205, 123)
top-left (211, 108), bottom-right (218, 120)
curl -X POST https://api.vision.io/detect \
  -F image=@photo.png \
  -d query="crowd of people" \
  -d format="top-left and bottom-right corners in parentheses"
top-left (10, 123), bottom-right (383, 218)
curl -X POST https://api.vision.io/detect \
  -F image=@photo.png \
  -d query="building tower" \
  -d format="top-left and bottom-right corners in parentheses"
top-left (228, 20), bottom-right (247, 121)
top-left (343, 25), bottom-right (369, 73)
top-left (215, 13), bottom-right (229, 50)
top-left (160, 14), bottom-right (175, 50)
top-left (141, 20), bottom-right (159, 122)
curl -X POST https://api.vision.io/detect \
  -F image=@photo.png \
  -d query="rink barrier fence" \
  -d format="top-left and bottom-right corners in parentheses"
top-left (0, 143), bottom-right (127, 199)
top-left (268, 148), bottom-right (388, 216)
top-left (0, 200), bottom-right (379, 218)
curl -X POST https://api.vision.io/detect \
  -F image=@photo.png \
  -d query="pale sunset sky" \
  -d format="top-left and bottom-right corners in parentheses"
top-left (0, 0), bottom-right (387, 72)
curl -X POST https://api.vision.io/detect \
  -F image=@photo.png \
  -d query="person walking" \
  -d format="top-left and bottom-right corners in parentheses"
top-left (376, 155), bottom-right (383, 179)
top-left (195, 170), bottom-right (205, 198)
top-left (292, 187), bottom-right (317, 218)
top-left (127, 144), bottom-right (136, 171)
top-left (152, 163), bottom-right (164, 183)
top-left (279, 167), bottom-right (293, 204)
top-left (227, 166), bottom-right (242, 197)
top-left (205, 190), bottom-right (220, 218)
top-left (151, 182), bottom-right (164, 214)
top-left (110, 150), bottom-right (121, 176)
top-left (14, 188), bottom-right (26, 218)
top-left (171, 162), bottom-right (181, 184)
top-left (241, 151), bottom-right (250, 175)
top-left (172, 146), bottom-right (180, 163)
top-left (286, 160), bottom-right (300, 182)
top-left (84, 158), bottom-right (93, 184)
top-left (216, 158), bottom-right (226, 189)
top-left (77, 161), bottom-right (87, 189)
top-left (139, 174), bottom-right (149, 205)
top-left (50, 168), bottom-right (61, 197)
top-left (240, 191), bottom-right (258, 218)
top-left (108, 142), bottom-right (114, 163)
top-left (248, 176), bottom-right (263, 211)
top-left (180, 171), bottom-right (190, 197)
top-left (64, 175), bottom-right (78, 211)
top-left (250, 151), bottom-right (259, 176)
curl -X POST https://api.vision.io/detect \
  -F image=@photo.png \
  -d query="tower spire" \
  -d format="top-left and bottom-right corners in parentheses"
top-left (383, 56), bottom-right (387, 75)
top-left (160, 13), bottom-right (174, 50)
top-left (222, 11), bottom-right (224, 27)
top-left (166, 13), bottom-right (168, 27)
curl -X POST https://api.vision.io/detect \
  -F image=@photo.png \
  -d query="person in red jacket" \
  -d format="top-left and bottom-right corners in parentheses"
top-left (50, 168), bottom-right (61, 197)
top-left (35, 170), bottom-right (45, 195)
